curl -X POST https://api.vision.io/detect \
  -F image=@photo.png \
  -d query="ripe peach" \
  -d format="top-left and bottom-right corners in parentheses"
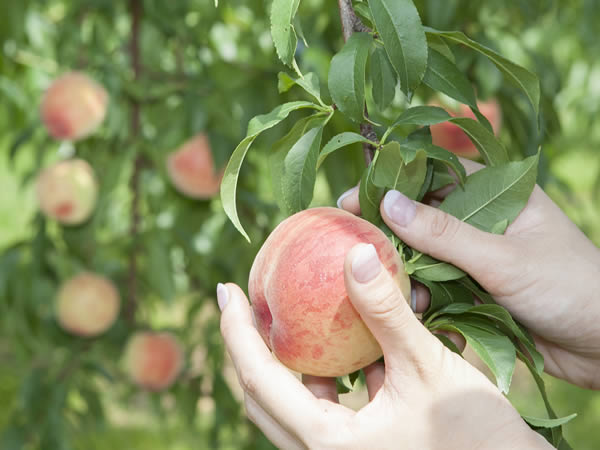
top-left (35, 159), bottom-right (98, 225)
top-left (55, 272), bottom-right (120, 337)
top-left (249, 207), bottom-right (411, 377)
top-left (430, 99), bottom-right (502, 158)
top-left (166, 134), bottom-right (223, 199)
top-left (123, 332), bottom-right (184, 391)
top-left (40, 72), bottom-right (109, 141)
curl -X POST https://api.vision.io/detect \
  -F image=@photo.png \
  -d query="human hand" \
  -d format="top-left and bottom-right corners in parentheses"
top-left (338, 159), bottom-right (600, 390)
top-left (218, 256), bottom-right (550, 449)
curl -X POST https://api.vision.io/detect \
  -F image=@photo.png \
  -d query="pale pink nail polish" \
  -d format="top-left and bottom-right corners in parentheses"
top-left (352, 244), bottom-right (381, 284)
top-left (337, 186), bottom-right (358, 209)
top-left (383, 190), bottom-right (417, 226)
top-left (217, 283), bottom-right (229, 311)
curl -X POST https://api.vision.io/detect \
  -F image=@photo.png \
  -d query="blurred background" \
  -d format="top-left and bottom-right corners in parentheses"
top-left (1, 0), bottom-right (599, 449)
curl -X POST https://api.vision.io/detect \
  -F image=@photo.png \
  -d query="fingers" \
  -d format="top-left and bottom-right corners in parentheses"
top-left (434, 330), bottom-right (467, 353)
top-left (245, 394), bottom-right (305, 450)
top-left (363, 362), bottom-right (385, 401)
top-left (344, 244), bottom-right (442, 375)
top-left (380, 190), bottom-right (513, 281)
top-left (302, 375), bottom-right (339, 403)
top-left (337, 186), bottom-right (360, 215)
top-left (411, 281), bottom-right (431, 314)
top-left (218, 283), bottom-right (328, 436)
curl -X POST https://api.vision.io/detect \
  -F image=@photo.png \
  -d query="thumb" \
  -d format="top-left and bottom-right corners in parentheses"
top-left (344, 243), bottom-right (441, 374)
top-left (381, 190), bottom-right (514, 280)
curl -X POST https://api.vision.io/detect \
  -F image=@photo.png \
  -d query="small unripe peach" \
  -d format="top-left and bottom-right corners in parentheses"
top-left (35, 159), bottom-right (98, 225)
top-left (249, 207), bottom-right (411, 377)
top-left (40, 72), bottom-right (109, 141)
top-left (430, 99), bottom-right (502, 158)
top-left (166, 134), bottom-right (223, 199)
top-left (56, 273), bottom-right (120, 337)
top-left (123, 332), bottom-right (184, 391)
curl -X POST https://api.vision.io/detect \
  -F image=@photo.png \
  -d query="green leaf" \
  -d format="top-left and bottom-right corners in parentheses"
top-left (270, 0), bottom-right (301, 67)
top-left (430, 161), bottom-right (456, 191)
top-left (271, 116), bottom-right (319, 209)
top-left (416, 278), bottom-right (474, 316)
top-left (272, 125), bottom-right (325, 215)
top-left (426, 29), bottom-right (540, 115)
top-left (434, 333), bottom-right (463, 355)
top-left (359, 154), bottom-right (384, 223)
top-left (370, 46), bottom-right (397, 111)
top-left (328, 32), bottom-right (373, 123)
top-left (468, 304), bottom-right (544, 374)
top-left (221, 101), bottom-right (320, 241)
top-left (373, 143), bottom-right (427, 199)
top-left (401, 140), bottom-right (467, 186)
top-left (391, 105), bottom-right (451, 127)
top-left (278, 72), bottom-right (323, 104)
top-left (369, 0), bottom-right (428, 99)
top-left (405, 253), bottom-right (466, 281)
top-left (318, 132), bottom-right (373, 168)
top-left (423, 48), bottom-right (477, 108)
top-left (451, 323), bottom-right (516, 394)
top-left (491, 218), bottom-right (509, 235)
top-left (448, 117), bottom-right (509, 166)
top-left (440, 155), bottom-right (538, 232)
top-left (518, 349), bottom-right (564, 446)
top-left (522, 414), bottom-right (577, 429)
top-left (427, 35), bottom-right (455, 63)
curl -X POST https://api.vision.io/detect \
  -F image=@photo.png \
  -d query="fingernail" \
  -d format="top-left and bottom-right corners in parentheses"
top-left (337, 186), bottom-right (357, 209)
top-left (383, 190), bottom-right (416, 227)
top-left (411, 287), bottom-right (417, 312)
top-left (352, 244), bottom-right (381, 284)
top-left (217, 283), bottom-right (229, 311)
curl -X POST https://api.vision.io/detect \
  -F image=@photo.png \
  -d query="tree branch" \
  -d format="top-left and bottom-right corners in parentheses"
top-left (338, 0), bottom-right (377, 165)
top-left (127, 0), bottom-right (143, 323)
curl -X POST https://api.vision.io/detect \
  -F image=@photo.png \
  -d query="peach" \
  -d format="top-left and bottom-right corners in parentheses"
top-left (430, 99), bottom-right (502, 158)
top-left (35, 159), bottom-right (98, 225)
top-left (55, 272), bottom-right (120, 337)
top-left (40, 72), bottom-right (109, 141)
top-left (123, 332), bottom-right (184, 391)
top-left (166, 134), bottom-right (223, 199)
top-left (249, 207), bottom-right (411, 377)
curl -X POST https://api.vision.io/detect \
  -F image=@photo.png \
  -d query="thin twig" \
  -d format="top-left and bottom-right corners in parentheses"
top-left (127, 0), bottom-right (143, 323)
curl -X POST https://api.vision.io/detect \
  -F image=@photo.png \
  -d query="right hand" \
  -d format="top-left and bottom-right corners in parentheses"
top-left (338, 159), bottom-right (600, 390)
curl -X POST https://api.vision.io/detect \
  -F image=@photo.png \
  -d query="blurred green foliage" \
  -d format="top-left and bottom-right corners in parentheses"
top-left (1, 0), bottom-right (599, 449)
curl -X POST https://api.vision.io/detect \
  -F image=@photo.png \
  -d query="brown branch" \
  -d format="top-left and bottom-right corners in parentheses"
top-left (127, 0), bottom-right (143, 323)
top-left (338, 0), bottom-right (377, 165)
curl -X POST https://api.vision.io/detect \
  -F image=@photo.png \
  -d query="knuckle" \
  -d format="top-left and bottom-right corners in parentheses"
top-left (368, 285), bottom-right (411, 326)
top-left (238, 367), bottom-right (259, 397)
top-left (429, 211), bottom-right (458, 241)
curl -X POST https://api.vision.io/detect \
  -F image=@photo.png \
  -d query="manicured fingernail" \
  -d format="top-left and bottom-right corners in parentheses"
top-left (352, 244), bottom-right (381, 284)
top-left (383, 190), bottom-right (416, 226)
top-left (411, 287), bottom-right (417, 312)
top-left (337, 186), bottom-right (357, 209)
top-left (217, 283), bottom-right (229, 311)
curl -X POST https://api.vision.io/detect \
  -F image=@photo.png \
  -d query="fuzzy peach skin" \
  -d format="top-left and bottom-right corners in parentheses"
top-left (55, 272), bottom-right (120, 337)
top-left (40, 72), bottom-right (109, 141)
top-left (248, 207), bottom-right (411, 377)
top-left (430, 99), bottom-right (502, 158)
top-left (166, 134), bottom-right (223, 199)
top-left (35, 159), bottom-right (98, 225)
top-left (123, 332), bottom-right (184, 391)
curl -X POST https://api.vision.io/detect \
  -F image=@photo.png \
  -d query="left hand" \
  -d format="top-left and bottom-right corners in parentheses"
top-left (217, 244), bottom-right (550, 450)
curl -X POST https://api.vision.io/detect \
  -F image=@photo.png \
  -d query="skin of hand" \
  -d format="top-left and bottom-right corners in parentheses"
top-left (217, 251), bottom-right (551, 450)
top-left (338, 158), bottom-right (600, 390)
